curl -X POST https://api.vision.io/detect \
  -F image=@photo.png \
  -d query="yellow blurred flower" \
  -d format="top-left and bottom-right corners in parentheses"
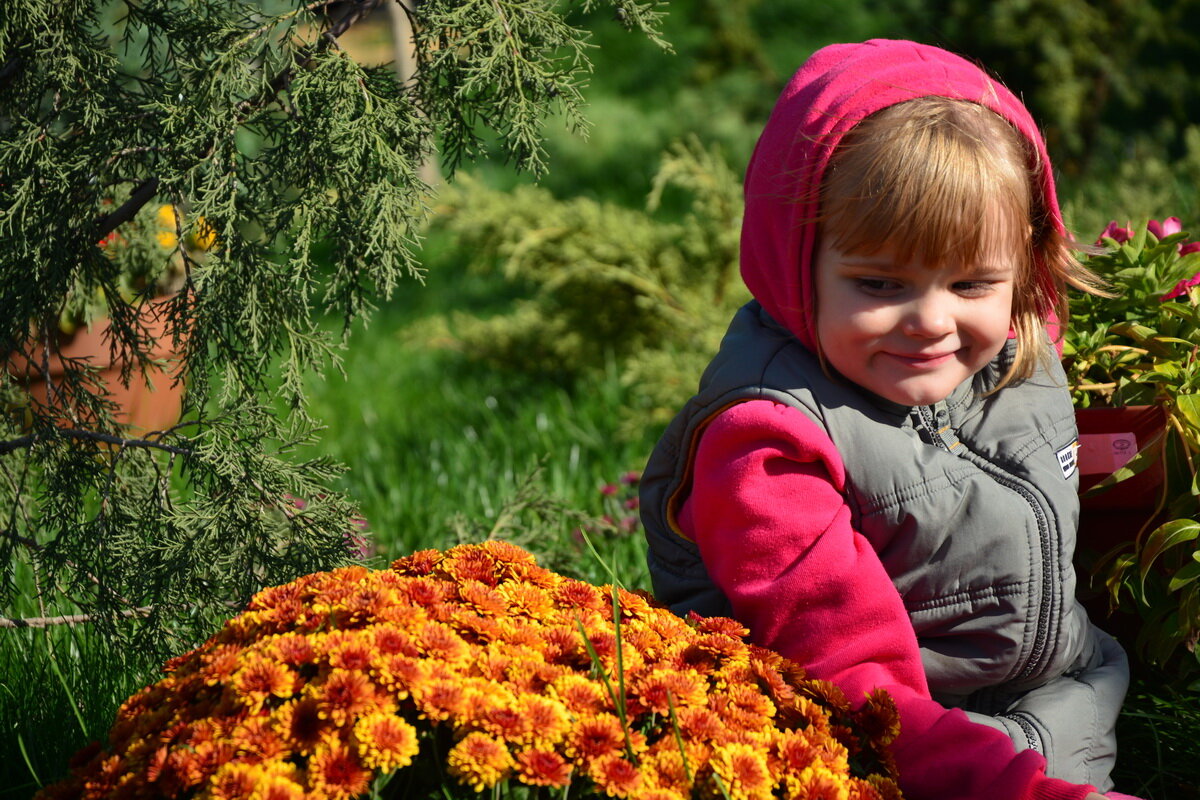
top-left (191, 216), bottom-right (217, 250)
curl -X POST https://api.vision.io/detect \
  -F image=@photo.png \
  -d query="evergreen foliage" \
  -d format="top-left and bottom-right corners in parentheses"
top-left (883, 0), bottom-right (1200, 172)
top-left (0, 0), bottom-right (665, 655)
top-left (421, 138), bottom-right (747, 435)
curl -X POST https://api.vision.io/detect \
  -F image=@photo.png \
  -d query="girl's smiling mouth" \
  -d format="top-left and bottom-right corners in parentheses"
top-left (884, 350), bottom-right (959, 368)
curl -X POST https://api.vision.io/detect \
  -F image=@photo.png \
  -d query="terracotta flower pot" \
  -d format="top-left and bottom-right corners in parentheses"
top-left (6, 300), bottom-right (185, 435)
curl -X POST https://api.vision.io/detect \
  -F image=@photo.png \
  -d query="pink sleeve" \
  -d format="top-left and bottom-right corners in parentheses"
top-left (677, 400), bottom-right (1096, 800)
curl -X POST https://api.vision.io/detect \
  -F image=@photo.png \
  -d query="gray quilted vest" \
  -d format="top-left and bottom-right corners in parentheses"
top-left (641, 301), bottom-right (1128, 790)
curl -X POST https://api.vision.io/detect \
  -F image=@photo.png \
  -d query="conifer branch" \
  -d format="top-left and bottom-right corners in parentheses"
top-left (3, 528), bottom-right (148, 616)
top-left (90, 0), bottom-right (385, 244)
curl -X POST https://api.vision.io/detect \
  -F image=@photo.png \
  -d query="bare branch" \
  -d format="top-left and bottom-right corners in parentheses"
top-left (0, 429), bottom-right (191, 457)
top-left (0, 607), bottom-right (153, 629)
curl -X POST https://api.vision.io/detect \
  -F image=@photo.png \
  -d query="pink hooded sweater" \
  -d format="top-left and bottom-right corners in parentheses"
top-left (676, 40), bottom-right (1110, 800)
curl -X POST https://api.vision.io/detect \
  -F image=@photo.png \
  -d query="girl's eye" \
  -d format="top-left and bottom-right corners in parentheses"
top-left (953, 281), bottom-right (994, 297)
top-left (855, 277), bottom-right (901, 295)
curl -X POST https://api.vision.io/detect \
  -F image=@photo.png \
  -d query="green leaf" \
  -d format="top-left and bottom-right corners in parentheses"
top-left (1082, 428), bottom-right (1165, 497)
top-left (1104, 551), bottom-right (1139, 609)
top-left (1168, 558), bottom-right (1200, 593)
top-left (1177, 394), bottom-right (1200, 431)
top-left (1110, 322), bottom-right (1176, 357)
top-left (1139, 519), bottom-right (1200, 586)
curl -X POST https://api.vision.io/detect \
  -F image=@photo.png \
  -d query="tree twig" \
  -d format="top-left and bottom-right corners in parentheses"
top-left (0, 429), bottom-right (191, 457)
top-left (0, 607), bottom-right (154, 629)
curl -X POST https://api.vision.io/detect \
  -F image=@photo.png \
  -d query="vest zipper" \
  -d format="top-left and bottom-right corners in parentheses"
top-left (977, 466), bottom-right (1055, 682)
top-left (917, 406), bottom-right (950, 451)
top-left (916, 404), bottom-right (1056, 683)
top-left (998, 711), bottom-right (1043, 755)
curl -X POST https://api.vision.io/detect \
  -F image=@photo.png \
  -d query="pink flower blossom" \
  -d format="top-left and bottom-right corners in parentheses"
top-left (619, 471), bottom-right (641, 486)
top-left (623, 497), bottom-right (640, 511)
top-left (1147, 217), bottom-right (1183, 240)
top-left (1162, 272), bottom-right (1200, 301)
top-left (600, 483), bottom-right (619, 497)
top-left (1181, 241), bottom-right (1200, 256)
top-left (1096, 221), bottom-right (1133, 244)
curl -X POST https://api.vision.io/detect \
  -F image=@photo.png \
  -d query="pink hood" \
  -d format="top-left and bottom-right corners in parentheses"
top-left (740, 39), bottom-right (1065, 350)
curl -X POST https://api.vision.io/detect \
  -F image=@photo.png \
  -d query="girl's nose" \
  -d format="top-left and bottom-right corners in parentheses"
top-left (902, 293), bottom-right (955, 338)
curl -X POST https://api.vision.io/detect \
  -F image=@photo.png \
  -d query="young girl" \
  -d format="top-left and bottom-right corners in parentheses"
top-left (640, 40), bottom-right (1138, 800)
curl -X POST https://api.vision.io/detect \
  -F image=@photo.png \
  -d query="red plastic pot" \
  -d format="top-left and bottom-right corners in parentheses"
top-left (1074, 404), bottom-right (1167, 631)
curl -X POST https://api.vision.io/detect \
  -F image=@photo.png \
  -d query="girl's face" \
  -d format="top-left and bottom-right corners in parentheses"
top-left (813, 230), bottom-right (1018, 407)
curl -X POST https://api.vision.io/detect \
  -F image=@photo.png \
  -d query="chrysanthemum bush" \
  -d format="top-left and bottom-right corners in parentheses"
top-left (36, 541), bottom-right (902, 800)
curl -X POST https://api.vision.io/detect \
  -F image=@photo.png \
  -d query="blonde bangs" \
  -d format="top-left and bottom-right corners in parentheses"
top-left (821, 97), bottom-right (1033, 276)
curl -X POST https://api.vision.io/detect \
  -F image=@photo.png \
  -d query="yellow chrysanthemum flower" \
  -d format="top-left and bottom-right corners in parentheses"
top-left (353, 712), bottom-right (419, 772)
top-left (447, 732), bottom-right (514, 792)
top-left (785, 765), bottom-right (852, 800)
top-left (710, 742), bottom-right (774, 800)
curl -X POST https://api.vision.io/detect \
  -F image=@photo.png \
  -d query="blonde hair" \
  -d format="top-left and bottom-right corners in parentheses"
top-left (818, 97), bottom-right (1104, 388)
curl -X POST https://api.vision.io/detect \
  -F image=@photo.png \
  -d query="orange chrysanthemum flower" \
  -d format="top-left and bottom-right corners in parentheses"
top-left (500, 581), bottom-right (554, 617)
top-left (255, 774), bottom-right (306, 800)
top-left (269, 633), bottom-right (317, 667)
top-left (314, 669), bottom-right (385, 727)
top-left (368, 624), bottom-right (418, 657)
top-left (787, 765), bottom-right (853, 800)
top-left (323, 631), bottom-right (377, 672)
top-left (416, 621), bottom-right (472, 667)
top-left (232, 655), bottom-right (296, 711)
top-left (549, 673), bottom-right (610, 715)
top-left (457, 580), bottom-right (510, 616)
top-left (553, 578), bottom-right (608, 612)
top-left (641, 745), bottom-right (693, 794)
top-left (631, 668), bottom-right (707, 715)
top-left (565, 713), bottom-right (627, 763)
top-left (514, 694), bottom-right (570, 746)
top-left (515, 747), bottom-right (573, 787)
top-left (589, 753), bottom-right (643, 798)
top-left (441, 546), bottom-right (503, 586)
top-left (390, 548), bottom-right (441, 576)
top-left (273, 698), bottom-right (330, 756)
top-left (447, 732), bottom-right (514, 792)
top-left (413, 677), bottom-right (467, 722)
top-left (306, 741), bottom-right (372, 800)
top-left (228, 716), bottom-right (288, 762)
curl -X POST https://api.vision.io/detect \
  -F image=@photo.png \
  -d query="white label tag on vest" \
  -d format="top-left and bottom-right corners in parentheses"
top-left (1056, 441), bottom-right (1079, 480)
